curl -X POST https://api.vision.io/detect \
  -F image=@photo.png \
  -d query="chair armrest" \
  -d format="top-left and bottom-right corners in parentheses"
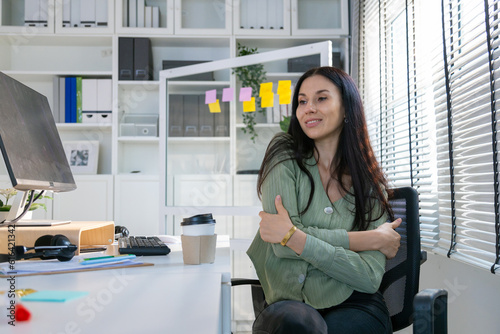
top-left (413, 289), bottom-right (448, 334)
top-left (231, 278), bottom-right (261, 286)
top-left (231, 278), bottom-right (266, 317)
top-left (420, 250), bottom-right (427, 265)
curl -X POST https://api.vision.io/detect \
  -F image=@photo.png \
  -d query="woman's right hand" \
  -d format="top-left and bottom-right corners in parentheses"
top-left (374, 218), bottom-right (402, 259)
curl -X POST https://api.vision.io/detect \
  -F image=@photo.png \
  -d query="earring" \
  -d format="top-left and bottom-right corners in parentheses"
top-left (344, 118), bottom-right (348, 124)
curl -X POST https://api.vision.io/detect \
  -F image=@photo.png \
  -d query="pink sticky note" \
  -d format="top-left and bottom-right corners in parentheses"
top-left (205, 89), bottom-right (217, 104)
top-left (222, 87), bottom-right (234, 102)
top-left (239, 87), bottom-right (252, 102)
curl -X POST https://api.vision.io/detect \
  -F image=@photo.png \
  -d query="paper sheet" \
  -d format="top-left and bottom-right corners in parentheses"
top-left (209, 99), bottom-right (221, 113)
top-left (279, 92), bottom-right (292, 105)
top-left (259, 82), bottom-right (273, 96)
top-left (239, 87), bottom-right (252, 102)
top-left (278, 80), bottom-right (292, 105)
top-left (205, 89), bottom-right (217, 104)
top-left (21, 290), bottom-right (89, 303)
top-left (243, 97), bottom-right (256, 112)
top-left (0, 256), bottom-right (145, 276)
top-left (277, 80), bottom-right (292, 94)
top-left (261, 92), bottom-right (274, 108)
top-left (222, 87), bottom-right (233, 102)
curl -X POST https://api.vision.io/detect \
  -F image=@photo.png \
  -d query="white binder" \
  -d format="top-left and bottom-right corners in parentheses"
top-left (70, 0), bottom-right (81, 27)
top-left (152, 6), bottom-right (160, 28)
top-left (39, 0), bottom-right (48, 26)
top-left (129, 0), bottom-right (137, 27)
top-left (82, 79), bottom-right (98, 112)
top-left (24, 0), bottom-right (40, 26)
top-left (137, 0), bottom-right (145, 27)
top-left (80, 0), bottom-right (96, 27)
top-left (97, 79), bottom-right (112, 112)
top-left (62, 0), bottom-right (71, 27)
top-left (145, 6), bottom-right (152, 28)
top-left (95, 0), bottom-right (108, 27)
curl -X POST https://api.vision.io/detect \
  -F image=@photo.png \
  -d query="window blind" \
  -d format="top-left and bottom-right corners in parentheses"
top-left (437, 0), bottom-right (500, 272)
top-left (359, 0), bottom-right (440, 249)
top-left (358, 0), bottom-right (500, 273)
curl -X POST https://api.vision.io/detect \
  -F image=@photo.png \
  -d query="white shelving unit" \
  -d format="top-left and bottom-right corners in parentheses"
top-left (0, 0), bottom-right (350, 237)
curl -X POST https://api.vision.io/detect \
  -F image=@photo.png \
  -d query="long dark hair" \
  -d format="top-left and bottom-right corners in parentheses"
top-left (257, 67), bottom-right (393, 231)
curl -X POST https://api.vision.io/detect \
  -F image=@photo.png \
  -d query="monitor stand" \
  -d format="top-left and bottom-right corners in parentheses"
top-left (13, 219), bottom-right (71, 227)
top-left (5, 191), bottom-right (70, 227)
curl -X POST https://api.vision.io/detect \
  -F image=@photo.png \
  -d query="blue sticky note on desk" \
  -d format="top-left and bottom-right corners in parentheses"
top-left (21, 290), bottom-right (88, 303)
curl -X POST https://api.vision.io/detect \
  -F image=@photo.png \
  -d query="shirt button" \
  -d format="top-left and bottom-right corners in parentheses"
top-left (324, 207), bottom-right (333, 214)
top-left (298, 274), bottom-right (305, 284)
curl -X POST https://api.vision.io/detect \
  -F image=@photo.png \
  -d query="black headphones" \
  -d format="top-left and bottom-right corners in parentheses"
top-left (114, 225), bottom-right (129, 240)
top-left (0, 234), bottom-right (77, 263)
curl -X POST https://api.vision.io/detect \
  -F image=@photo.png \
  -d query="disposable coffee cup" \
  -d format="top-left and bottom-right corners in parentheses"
top-left (181, 213), bottom-right (216, 236)
top-left (180, 213), bottom-right (217, 265)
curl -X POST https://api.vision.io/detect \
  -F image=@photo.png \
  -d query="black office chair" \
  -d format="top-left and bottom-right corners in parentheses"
top-left (232, 187), bottom-right (448, 334)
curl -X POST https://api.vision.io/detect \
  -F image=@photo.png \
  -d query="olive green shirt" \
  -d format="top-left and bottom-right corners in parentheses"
top-left (247, 154), bottom-right (387, 309)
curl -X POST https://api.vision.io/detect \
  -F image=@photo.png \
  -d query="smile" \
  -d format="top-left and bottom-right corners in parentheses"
top-left (305, 119), bottom-right (322, 126)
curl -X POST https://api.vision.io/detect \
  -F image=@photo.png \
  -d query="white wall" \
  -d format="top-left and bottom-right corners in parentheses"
top-left (415, 252), bottom-right (500, 333)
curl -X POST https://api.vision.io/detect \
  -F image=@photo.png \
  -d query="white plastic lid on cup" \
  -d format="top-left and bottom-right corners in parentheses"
top-left (181, 213), bottom-right (216, 236)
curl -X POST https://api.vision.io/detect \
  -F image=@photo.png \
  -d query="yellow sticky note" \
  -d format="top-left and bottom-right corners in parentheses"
top-left (208, 99), bottom-right (221, 113)
top-left (259, 82), bottom-right (273, 96)
top-left (261, 92), bottom-right (274, 108)
top-left (243, 97), bottom-right (256, 112)
top-left (277, 80), bottom-right (292, 94)
top-left (279, 92), bottom-right (292, 105)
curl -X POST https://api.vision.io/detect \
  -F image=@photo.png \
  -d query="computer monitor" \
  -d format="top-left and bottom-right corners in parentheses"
top-left (0, 72), bottom-right (77, 225)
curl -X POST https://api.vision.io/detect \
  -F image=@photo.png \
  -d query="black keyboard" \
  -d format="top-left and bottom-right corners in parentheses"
top-left (118, 236), bottom-right (171, 256)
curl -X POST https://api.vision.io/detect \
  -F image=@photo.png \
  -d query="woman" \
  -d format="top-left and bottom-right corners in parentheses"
top-left (247, 67), bottom-right (401, 334)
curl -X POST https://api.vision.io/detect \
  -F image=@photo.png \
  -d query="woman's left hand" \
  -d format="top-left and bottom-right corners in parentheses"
top-left (259, 195), bottom-right (294, 243)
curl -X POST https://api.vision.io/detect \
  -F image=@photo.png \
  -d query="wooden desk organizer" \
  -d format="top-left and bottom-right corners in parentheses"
top-left (0, 221), bottom-right (115, 255)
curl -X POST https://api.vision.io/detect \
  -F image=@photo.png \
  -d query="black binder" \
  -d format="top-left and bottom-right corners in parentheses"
top-left (118, 37), bottom-right (134, 80)
top-left (134, 38), bottom-right (153, 80)
top-left (183, 95), bottom-right (199, 137)
top-left (287, 53), bottom-right (342, 72)
top-left (198, 94), bottom-right (215, 137)
top-left (169, 95), bottom-right (184, 137)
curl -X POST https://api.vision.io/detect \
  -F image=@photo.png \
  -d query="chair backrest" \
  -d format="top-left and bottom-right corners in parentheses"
top-left (379, 187), bottom-right (422, 332)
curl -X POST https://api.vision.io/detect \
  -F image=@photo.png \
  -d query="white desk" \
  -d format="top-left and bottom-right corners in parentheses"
top-left (0, 236), bottom-right (231, 334)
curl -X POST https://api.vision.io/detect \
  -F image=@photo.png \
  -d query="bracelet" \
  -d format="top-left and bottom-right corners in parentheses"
top-left (280, 225), bottom-right (297, 246)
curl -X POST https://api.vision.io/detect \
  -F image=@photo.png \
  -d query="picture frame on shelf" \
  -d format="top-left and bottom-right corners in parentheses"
top-left (63, 141), bottom-right (99, 175)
